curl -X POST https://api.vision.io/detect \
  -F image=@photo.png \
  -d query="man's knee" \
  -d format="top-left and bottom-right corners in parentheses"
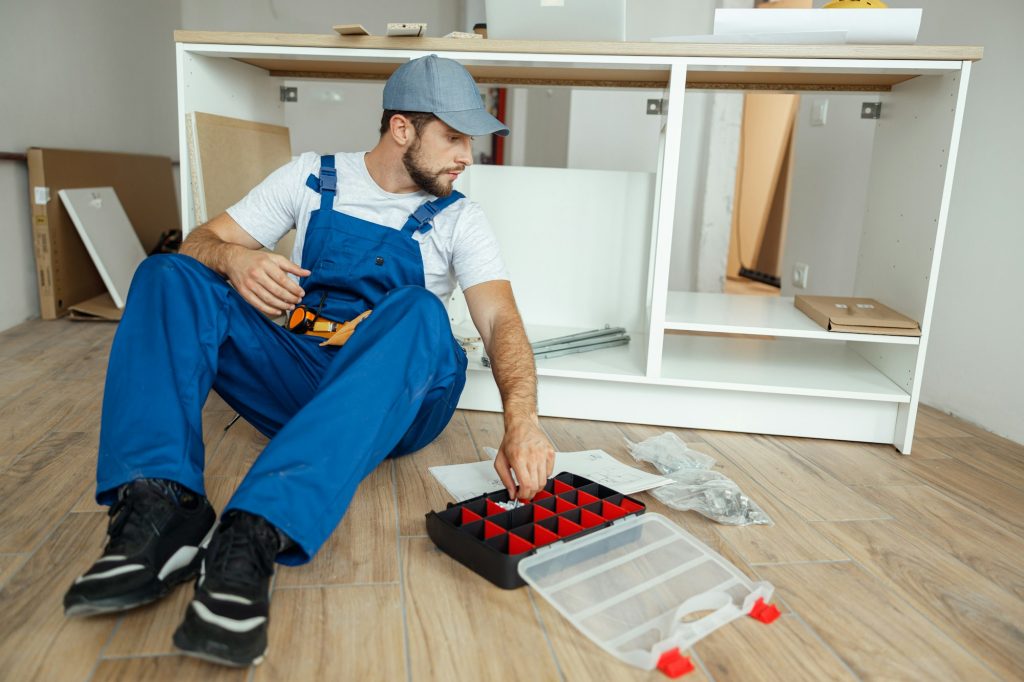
top-left (131, 253), bottom-right (221, 290)
top-left (383, 285), bottom-right (447, 321)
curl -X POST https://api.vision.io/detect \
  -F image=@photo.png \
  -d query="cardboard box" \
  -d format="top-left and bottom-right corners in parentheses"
top-left (794, 295), bottom-right (921, 336)
top-left (27, 148), bottom-right (179, 319)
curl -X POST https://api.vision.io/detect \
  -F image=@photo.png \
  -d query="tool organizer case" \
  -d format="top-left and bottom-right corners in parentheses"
top-left (425, 472), bottom-right (646, 589)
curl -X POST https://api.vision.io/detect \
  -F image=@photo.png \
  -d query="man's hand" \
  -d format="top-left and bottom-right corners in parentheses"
top-left (494, 419), bottom-right (556, 501)
top-left (222, 248), bottom-right (311, 317)
top-left (179, 213), bottom-right (312, 318)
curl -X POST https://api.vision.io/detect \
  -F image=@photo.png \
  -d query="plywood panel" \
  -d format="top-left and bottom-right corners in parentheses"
top-left (186, 112), bottom-right (292, 225)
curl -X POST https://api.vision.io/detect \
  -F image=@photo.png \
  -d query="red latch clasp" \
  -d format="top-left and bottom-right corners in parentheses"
top-left (657, 648), bottom-right (695, 678)
top-left (748, 597), bottom-right (781, 624)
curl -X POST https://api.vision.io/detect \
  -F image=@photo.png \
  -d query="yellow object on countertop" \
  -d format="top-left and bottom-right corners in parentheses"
top-left (823, 0), bottom-right (889, 7)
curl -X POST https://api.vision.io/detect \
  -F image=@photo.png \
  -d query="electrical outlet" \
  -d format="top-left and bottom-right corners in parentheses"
top-left (792, 263), bottom-right (809, 289)
top-left (811, 98), bottom-right (828, 126)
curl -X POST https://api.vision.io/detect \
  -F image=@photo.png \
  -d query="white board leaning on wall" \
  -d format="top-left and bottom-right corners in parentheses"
top-left (58, 187), bottom-right (147, 309)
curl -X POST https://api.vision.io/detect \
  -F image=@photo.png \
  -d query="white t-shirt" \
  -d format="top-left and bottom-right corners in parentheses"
top-left (226, 151), bottom-right (509, 304)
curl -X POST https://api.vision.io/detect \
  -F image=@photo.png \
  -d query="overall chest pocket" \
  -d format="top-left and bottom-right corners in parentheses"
top-left (317, 230), bottom-right (424, 296)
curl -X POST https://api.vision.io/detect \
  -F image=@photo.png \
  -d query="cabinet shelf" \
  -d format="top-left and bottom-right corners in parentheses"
top-left (663, 291), bottom-right (920, 345)
top-left (659, 334), bottom-right (909, 403)
top-left (465, 325), bottom-right (648, 382)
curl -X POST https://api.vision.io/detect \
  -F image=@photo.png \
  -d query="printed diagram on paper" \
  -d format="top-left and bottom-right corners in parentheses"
top-left (429, 449), bottom-right (672, 502)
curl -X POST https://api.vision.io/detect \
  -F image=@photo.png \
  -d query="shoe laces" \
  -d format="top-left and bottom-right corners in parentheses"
top-left (105, 481), bottom-right (175, 556)
top-left (205, 512), bottom-right (279, 592)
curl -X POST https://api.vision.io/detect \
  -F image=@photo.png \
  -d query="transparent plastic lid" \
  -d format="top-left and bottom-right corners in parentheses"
top-left (517, 513), bottom-right (773, 670)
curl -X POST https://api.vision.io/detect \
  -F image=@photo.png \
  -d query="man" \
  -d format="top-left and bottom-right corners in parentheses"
top-left (63, 54), bottom-right (556, 667)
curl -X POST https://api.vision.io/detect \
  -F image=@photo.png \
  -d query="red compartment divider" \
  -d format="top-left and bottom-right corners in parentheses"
top-left (532, 489), bottom-right (553, 501)
top-left (620, 498), bottom-right (644, 514)
top-left (555, 497), bottom-right (576, 514)
top-left (577, 490), bottom-right (599, 506)
top-left (533, 505), bottom-right (555, 521)
top-left (534, 525), bottom-right (560, 546)
top-left (461, 508), bottom-right (483, 525)
top-left (553, 479), bottom-right (573, 495)
top-left (508, 534), bottom-right (534, 555)
top-left (485, 500), bottom-right (506, 516)
top-left (601, 501), bottom-right (627, 520)
top-left (579, 508), bottom-right (604, 529)
top-left (557, 517), bottom-right (585, 538)
top-left (483, 520), bottom-right (506, 539)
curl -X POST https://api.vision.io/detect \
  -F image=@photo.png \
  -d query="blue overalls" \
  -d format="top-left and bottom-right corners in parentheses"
top-left (96, 155), bottom-right (468, 564)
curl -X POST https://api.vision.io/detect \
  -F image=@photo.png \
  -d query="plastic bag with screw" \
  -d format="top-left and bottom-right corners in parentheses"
top-left (625, 432), bottom-right (716, 473)
top-left (625, 433), bottom-right (773, 526)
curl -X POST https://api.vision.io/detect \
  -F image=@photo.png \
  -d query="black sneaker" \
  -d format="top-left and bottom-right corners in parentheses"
top-left (173, 510), bottom-right (283, 667)
top-left (64, 478), bottom-right (216, 617)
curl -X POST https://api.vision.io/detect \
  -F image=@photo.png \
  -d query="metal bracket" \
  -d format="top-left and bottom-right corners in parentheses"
top-left (280, 86), bottom-right (298, 103)
top-left (646, 98), bottom-right (666, 115)
top-left (861, 102), bottom-right (881, 119)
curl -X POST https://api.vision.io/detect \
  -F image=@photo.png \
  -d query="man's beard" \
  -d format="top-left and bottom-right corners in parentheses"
top-left (402, 139), bottom-right (460, 198)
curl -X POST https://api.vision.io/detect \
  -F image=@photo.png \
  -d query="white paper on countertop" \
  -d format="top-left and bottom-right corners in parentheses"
top-left (713, 8), bottom-right (922, 45)
top-left (429, 448), bottom-right (673, 502)
top-left (652, 30), bottom-right (847, 45)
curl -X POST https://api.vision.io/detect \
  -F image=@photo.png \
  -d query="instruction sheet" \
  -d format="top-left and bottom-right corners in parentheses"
top-left (430, 449), bottom-right (673, 502)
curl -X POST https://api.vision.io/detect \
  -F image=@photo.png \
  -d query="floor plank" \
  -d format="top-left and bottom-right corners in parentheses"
top-left (914, 404), bottom-right (978, 439)
top-left (0, 380), bottom-right (102, 472)
top-left (0, 512), bottom-right (118, 682)
top-left (765, 435), bottom-right (921, 487)
top-left (695, 615), bottom-right (856, 682)
top-left (91, 656), bottom-right (248, 681)
top-left (855, 483), bottom-right (1024, 599)
top-left (402, 537), bottom-right (560, 681)
top-left (253, 585), bottom-right (405, 681)
top-left (916, 436), bottom-right (1024, 490)
top-left (815, 519), bottom-right (1024, 679)
top-left (395, 415), bottom-right (481, 536)
top-left (0, 553), bottom-right (26, 590)
top-left (204, 417), bottom-right (265, 478)
top-left (460, 409), bottom-right (508, 457)
top-left (698, 431), bottom-right (888, 522)
top-left (618, 423), bottom-right (849, 566)
top-left (275, 461), bottom-right (398, 586)
top-left (0, 431), bottom-right (96, 552)
top-left (757, 562), bottom-right (1000, 680)
top-left (889, 457), bottom-right (1024, 534)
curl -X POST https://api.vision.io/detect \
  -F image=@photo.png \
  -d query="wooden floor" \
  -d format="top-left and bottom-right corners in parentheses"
top-left (1, 318), bottom-right (1021, 682)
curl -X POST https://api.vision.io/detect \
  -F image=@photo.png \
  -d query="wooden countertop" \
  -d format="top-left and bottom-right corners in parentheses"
top-left (174, 30), bottom-right (983, 62)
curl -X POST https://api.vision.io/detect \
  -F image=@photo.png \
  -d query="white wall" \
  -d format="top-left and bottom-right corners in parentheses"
top-left (0, 0), bottom-right (183, 332)
top-left (181, 1), bottom-right (464, 159)
top-left (780, 93), bottom-right (879, 298)
top-left (564, 0), bottom-right (717, 293)
top-left (909, 0), bottom-right (1024, 443)
top-left (182, 0), bottom-right (460, 37)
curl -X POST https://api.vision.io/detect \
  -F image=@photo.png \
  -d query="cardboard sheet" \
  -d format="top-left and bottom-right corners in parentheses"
top-left (68, 293), bottom-right (122, 322)
top-left (27, 148), bottom-right (179, 319)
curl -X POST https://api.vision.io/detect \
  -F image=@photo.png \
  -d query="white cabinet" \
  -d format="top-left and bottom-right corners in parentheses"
top-left (175, 32), bottom-right (980, 453)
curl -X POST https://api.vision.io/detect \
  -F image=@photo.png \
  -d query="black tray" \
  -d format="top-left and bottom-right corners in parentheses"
top-left (425, 471), bottom-right (646, 589)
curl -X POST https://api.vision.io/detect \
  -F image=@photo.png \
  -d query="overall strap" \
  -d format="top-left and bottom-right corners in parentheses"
top-left (401, 190), bottom-right (465, 236)
top-left (303, 155), bottom-right (337, 212)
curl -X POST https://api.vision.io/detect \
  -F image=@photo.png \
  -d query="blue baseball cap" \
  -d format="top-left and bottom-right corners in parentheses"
top-left (383, 54), bottom-right (510, 137)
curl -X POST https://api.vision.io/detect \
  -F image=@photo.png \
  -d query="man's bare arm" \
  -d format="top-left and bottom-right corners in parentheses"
top-left (180, 213), bottom-right (310, 316)
top-left (464, 280), bottom-right (555, 499)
